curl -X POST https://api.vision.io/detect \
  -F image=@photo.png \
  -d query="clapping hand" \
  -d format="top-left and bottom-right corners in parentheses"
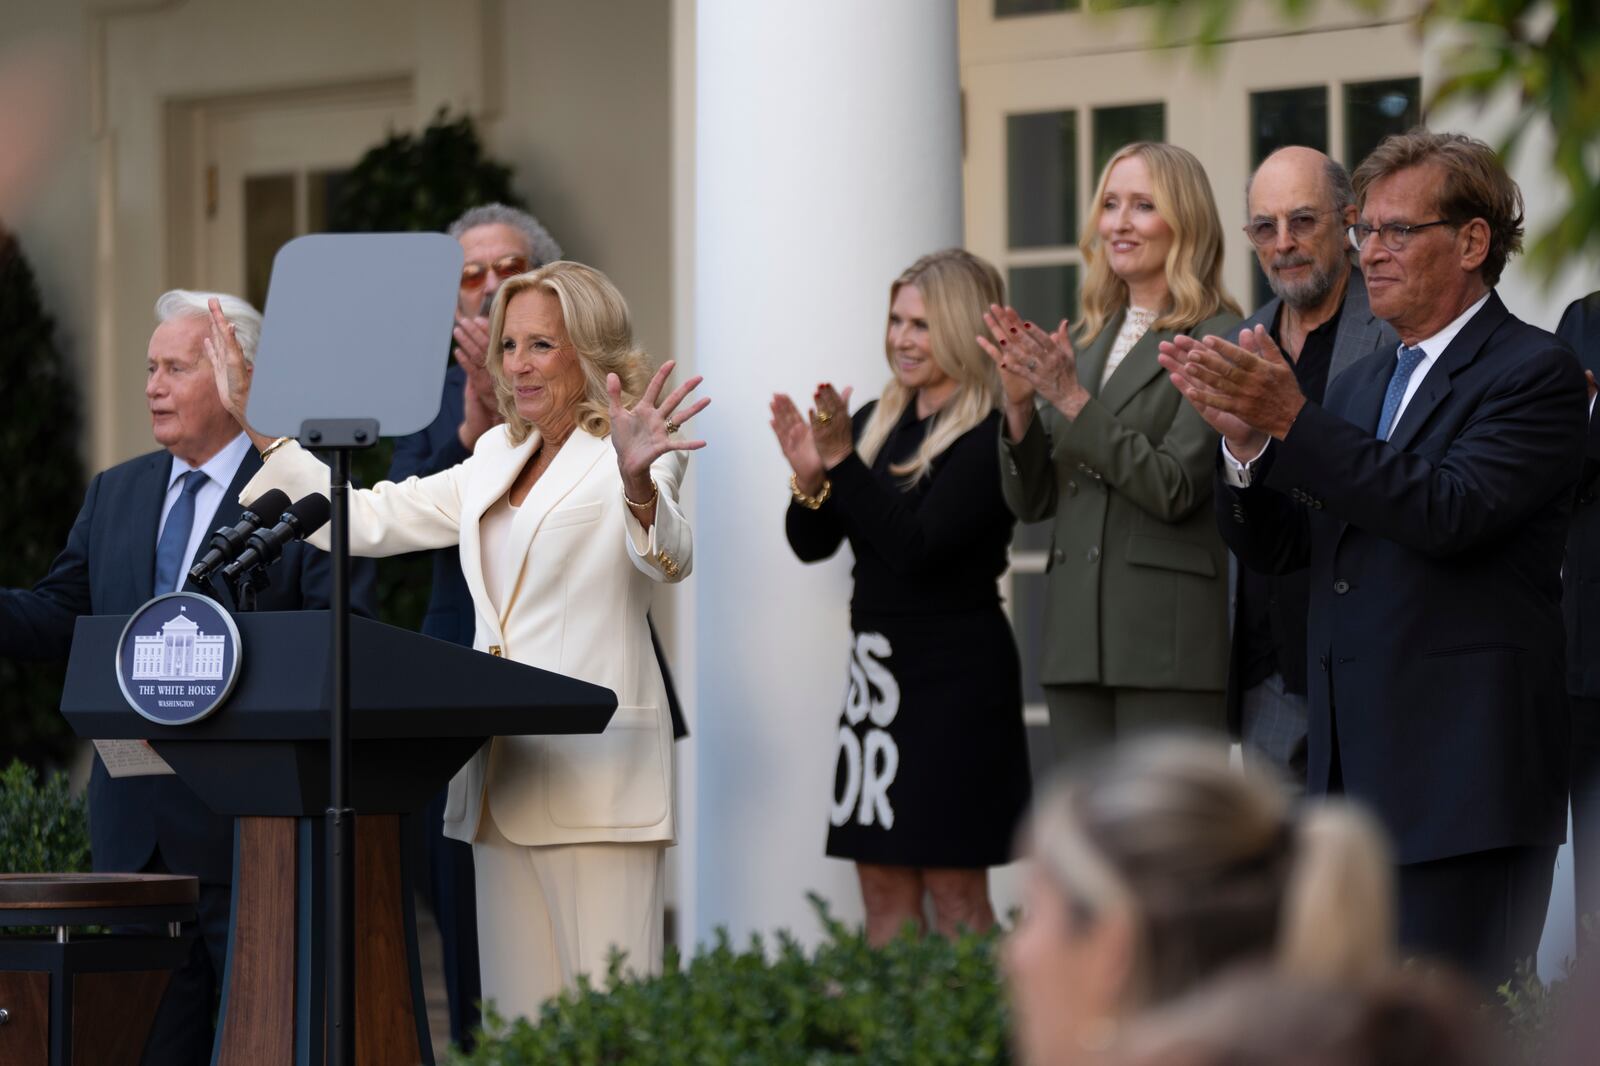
top-left (609, 360), bottom-right (707, 524)
top-left (1157, 327), bottom-right (1303, 459)
top-left (454, 314), bottom-right (504, 448)
top-left (811, 384), bottom-right (854, 468)
top-left (977, 305), bottom-right (1089, 420)
top-left (769, 393), bottom-right (825, 496)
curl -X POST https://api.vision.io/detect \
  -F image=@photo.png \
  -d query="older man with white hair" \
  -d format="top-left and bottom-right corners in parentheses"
top-left (0, 289), bottom-right (374, 1065)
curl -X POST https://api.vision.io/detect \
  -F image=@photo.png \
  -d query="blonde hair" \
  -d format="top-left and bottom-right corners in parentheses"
top-left (486, 261), bottom-right (653, 444)
top-left (1078, 143), bottom-right (1241, 342)
top-left (1028, 737), bottom-right (1395, 1009)
top-left (855, 249), bottom-right (1004, 484)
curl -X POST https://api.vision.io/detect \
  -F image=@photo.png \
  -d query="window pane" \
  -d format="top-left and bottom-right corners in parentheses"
top-left (306, 167), bottom-right (350, 234)
top-left (1008, 264), bottom-right (1078, 334)
top-left (1008, 111), bottom-right (1078, 248)
top-left (1250, 86), bottom-right (1328, 165)
top-left (996, 0), bottom-right (1077, 15)
top-left (244, 173), bottom-right (296, 313)
top-left (1009, 570), bottom-right (1051, 705)
top-left (1092, 103), bottom-right (1165, 181)
top-left (1344, 78), bottom-right (1421, 167)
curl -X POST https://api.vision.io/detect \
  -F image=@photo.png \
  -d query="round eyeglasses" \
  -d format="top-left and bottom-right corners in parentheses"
top-left (1346, 220), bottom-right (1454, 253)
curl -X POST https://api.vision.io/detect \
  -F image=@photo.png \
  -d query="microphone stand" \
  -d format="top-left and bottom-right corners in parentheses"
top-left (300, 417), bottom-right (377, 1066)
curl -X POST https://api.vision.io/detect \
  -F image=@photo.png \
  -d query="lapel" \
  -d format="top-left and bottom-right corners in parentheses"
top-left (127, 452), bottom-right (171, 602)
top-left (1385, 292), bottom-right (1507, 451)
top-left (1075, 314), bottom-right (1120, 403)
top-left (468, 429), bottom-right (609, 627)
top-left (1097, 325), bottom-right (1169, 416)
top-left (460, 432), bottom-right (539, 623)
top-left (1328, 271), bottom-right (1388, 384)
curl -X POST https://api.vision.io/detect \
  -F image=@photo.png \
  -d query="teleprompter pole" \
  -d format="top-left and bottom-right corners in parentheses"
top-left (327, 446), bottom-right (355, 1066)
top-left (306, 419), bottom-right (377, 1066)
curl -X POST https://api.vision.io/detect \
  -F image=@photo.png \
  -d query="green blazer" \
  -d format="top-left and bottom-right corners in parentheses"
top-left (999, 308), bottom-right (1241, 691)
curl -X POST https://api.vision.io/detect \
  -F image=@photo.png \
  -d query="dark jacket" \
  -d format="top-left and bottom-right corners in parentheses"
top-left (1219, 292), bottom-right (1584, 864)
top-left (1223, 270), bottom-right (1398, 732)
top-left (1558, 292), bottom-right (1600, 697)
top-left (0, 445), bottom-right (376, 883)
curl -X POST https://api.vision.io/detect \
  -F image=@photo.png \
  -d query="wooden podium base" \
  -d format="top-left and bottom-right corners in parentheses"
top-left (214, 815), bottom-right (429, 1066)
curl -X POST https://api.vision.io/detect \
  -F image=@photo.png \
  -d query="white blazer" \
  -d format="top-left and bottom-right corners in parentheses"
top-left (240, 427), bottom-right (689, 847)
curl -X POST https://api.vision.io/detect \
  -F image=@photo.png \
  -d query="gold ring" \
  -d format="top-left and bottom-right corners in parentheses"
top-left (665, 419), bottom-right (680, 435)
top-left (814, 412), bottom-right (833, 425)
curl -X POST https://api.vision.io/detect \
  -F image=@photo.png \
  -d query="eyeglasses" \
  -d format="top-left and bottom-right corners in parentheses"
top-left (1242, 209), bottom-right (1336, 248)
top-left (460, 255), bottom-right (532, 289)
top-left (1347, 220), bottom-right (1454, 253)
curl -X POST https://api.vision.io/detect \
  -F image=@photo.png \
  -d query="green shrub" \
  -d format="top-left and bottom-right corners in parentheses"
top-left (447, 894), bottom-right (1013, 1065)
top-left (0, 233), bottom-right (86, 771)
top-left (0, 758), bottom-right (91, 874)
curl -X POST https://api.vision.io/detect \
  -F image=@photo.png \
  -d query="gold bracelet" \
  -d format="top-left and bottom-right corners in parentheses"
top-left (624, 479), bottom-right (658, 511)
top-left (259, 436), bottom-right (292, 461)
top-left (789, 473), bottom-right (832, 509)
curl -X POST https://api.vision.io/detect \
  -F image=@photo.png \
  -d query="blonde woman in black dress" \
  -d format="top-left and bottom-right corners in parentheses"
top-left (771, 249), bottom-right (1032, 946)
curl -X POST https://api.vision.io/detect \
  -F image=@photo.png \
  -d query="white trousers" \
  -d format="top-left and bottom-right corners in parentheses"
top-left (471, 814), bottom-right (666, 1022)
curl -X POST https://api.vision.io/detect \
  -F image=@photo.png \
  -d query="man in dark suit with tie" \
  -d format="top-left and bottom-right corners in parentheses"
top-left (1228, 147), bottom-right (1398, 787)
top-left (0, 289), bottom-right (375, 1065)
top-left (1558, 290), bottom-right (1600, 929)
top-left (1160, 130), bottom-right (1586, 985)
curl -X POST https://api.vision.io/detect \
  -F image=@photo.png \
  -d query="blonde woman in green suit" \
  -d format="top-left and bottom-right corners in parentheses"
top-left (981, 141), bottom-right (1242, 760)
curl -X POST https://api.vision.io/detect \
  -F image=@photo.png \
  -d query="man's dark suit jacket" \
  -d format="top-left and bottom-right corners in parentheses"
top-left (0, 444), bottom-right (376, 883)
top-left (390, 363), bottom-right (688, 738)
top-left (1223, 271), bottom-right (1397, 734)
top-left (1558, 292), bottom-right (1600, 697)
top-left (1219, 291), bottom-right (1586, 864)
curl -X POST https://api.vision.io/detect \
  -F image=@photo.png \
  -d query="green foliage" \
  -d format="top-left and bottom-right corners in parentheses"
top-left (1148, 0), bottom-right (1600, 277)
top-left (0, 759), bottom-right (91, 874)
top-left (1495, 916), bottom-right (1597, 1065)
top-left (447, 894), bottom-right (1013, 1066)
top-left (0, 233), bottom-right (85, 770)
top-left (322, 111), bottom-right (526, 631)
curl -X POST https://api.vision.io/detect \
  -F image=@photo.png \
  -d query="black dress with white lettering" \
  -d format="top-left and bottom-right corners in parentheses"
top-left (786, 402), bottom-right (1031, 867)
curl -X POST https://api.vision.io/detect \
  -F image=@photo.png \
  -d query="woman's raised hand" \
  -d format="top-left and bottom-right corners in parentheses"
top-left (977, 305), bottom-right (1090, 420)
top-left (201, 297), bottom-right (271, 450)
top-left (609, 359), bottom-right (708, 492)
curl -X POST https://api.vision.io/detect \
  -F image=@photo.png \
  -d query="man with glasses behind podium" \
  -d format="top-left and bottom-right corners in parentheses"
top-left (1161, 130), bottom-right (1585, 986)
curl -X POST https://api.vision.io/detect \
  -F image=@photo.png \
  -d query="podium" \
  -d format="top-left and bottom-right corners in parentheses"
top-left (60, 611), bottom-right (617, 1066)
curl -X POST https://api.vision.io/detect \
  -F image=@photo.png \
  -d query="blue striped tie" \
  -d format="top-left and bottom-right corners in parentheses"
top-left (154, 470), bottom-right (208, 594)
top-left (1377, 345), bottom-right (1427, 440)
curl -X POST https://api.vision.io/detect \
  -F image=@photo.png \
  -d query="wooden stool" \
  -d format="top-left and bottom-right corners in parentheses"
top-left (0, 873), bottom-right (198, 1066)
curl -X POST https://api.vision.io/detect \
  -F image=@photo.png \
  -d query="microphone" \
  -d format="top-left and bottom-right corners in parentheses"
top-left (188, 489), bottom-right (291, 584)
top-left (221, 493), bottom-right (332, 581)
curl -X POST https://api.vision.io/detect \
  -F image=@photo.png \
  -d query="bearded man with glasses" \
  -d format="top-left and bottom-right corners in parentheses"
top-left (1160, 130), bottom-right (1586, 988)
top-left (1225, 147), bottom-right (1397, 790)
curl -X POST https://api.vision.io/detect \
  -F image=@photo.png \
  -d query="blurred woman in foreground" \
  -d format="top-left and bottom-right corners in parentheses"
top-left (1002, 737), bottom-right (1396, 1065)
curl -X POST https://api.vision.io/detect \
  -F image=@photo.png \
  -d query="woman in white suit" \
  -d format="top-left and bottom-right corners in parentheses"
top-left (203, 261), bottom-right (706, 1020)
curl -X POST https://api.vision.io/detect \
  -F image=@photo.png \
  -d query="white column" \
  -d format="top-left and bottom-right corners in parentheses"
top-left (690, 0), bottom-right (963, 947)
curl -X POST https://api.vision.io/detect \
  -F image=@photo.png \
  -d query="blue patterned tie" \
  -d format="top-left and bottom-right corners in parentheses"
top-left (153, 470), bottom-right (207, 594)
top-left (1376, 345), bottom-right (1428, 440)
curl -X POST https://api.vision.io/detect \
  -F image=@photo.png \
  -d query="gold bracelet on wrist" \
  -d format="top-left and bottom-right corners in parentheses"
top-left (259, 436), bottom-right (292, 461)
top-left (789, 473), bottom-right (832, 510)
top-left (624, 479), bottom-right (658, 511)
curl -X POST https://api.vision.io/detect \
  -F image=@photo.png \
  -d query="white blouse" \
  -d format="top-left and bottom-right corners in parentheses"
top-left (1100, 306), bottom-right (1160, 388)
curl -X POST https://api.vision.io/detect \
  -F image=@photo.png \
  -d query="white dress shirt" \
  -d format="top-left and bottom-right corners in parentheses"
top-left (1221, 291), bottom-right (1493, 486)
top-left (156, 432), bottom-right (253, 593)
